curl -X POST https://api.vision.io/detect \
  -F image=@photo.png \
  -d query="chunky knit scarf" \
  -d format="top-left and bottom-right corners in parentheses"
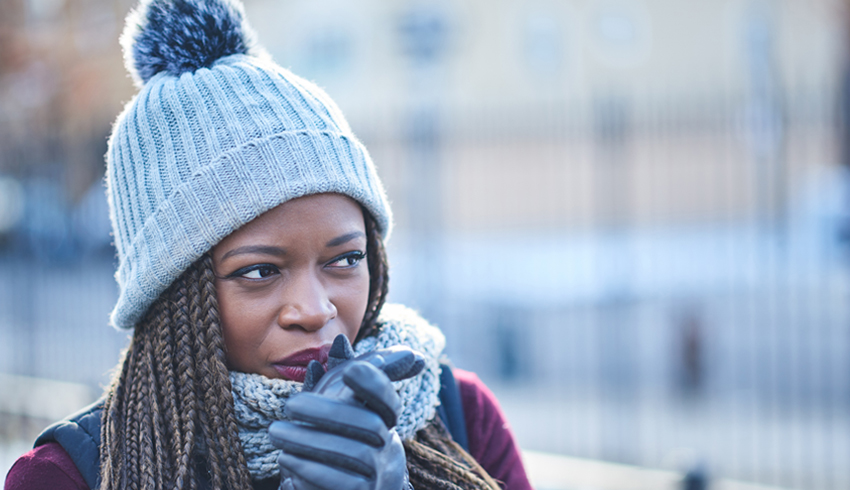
top-left (229, 304), bottom-right (446, 481)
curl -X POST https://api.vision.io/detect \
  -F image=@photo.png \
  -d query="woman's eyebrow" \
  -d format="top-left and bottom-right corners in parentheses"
top-left (221, 245), bottom-right (286, 261)
top-left (326, 231), bottom-right (366, 248)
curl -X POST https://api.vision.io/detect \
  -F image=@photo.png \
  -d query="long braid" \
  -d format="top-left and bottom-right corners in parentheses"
top-left (146, 303), bottom-right (168, 489)
top-left (155, 291), bottom-right (190, 490)
top-left (190, 257), bottom-right (253, 489)
top-left (124, 337), bottom-right (143, 490)
top-left (172, 277), bottom-right (198, 490)
top-left (137, 334), bottom-right (156, 489)
top-left (199, 256), bottom-right (253, 487)
top-left (155, 299), bottom-right (178, 485)
top-left (188, 262), bottom-right (223, 490)
top-left (100, 256), bottom-right (252, 490)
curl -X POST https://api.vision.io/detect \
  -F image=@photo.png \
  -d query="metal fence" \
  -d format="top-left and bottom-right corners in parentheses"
top-left (0, 86), bottom-right (848, 489)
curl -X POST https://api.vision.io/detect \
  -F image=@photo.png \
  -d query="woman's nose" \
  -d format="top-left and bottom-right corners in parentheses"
top-left (277, 272), bottom-right (337, 331)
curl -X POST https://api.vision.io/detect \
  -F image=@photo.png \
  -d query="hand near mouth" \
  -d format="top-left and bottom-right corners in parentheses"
top-left (270, 334), bottom-right (424, 490)
top-left (303, 334), bottom-right (426, 395)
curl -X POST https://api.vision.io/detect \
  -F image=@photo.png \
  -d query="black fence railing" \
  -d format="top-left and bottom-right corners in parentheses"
top-left (0, 89), bottom-right (848, 489)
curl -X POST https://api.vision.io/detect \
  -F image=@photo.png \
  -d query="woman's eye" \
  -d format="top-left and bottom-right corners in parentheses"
top-left (327, 252), bottom-right (365, 268)
top-left (238, 265), bottom-right (279, 279)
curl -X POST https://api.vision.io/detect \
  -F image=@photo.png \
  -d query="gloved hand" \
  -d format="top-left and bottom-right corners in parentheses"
top-left (269, 335), bottom-right (424, 490)
top-left (302, 334), bottom-right (425, 426)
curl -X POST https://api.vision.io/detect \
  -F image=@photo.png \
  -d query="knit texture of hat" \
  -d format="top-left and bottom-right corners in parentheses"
top-left (107, 0), bottom-right (392, 329)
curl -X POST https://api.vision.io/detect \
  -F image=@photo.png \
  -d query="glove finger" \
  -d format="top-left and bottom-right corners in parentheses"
top-left (342, 362), bottom-right (401, 429)
top-left (283, 393), bottom-right (388, 447)
top-left (277, 453), bottom-right (371, 490)
top-left (406, 357), bottom-right (426, 379)
top-left (302, 360), bottom-right (326, 393)
top-left (354, 346), bottom-right (426, 382)
top-left (327, 334), bottom-right (354, 369)
top-left (377, 349), bottom-right (425, 382)
top-left (270, 421), bottom-right (378, 478)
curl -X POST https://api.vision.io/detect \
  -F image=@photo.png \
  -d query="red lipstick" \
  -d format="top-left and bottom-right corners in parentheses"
top-left (271, 344), bottom-right (331, 382)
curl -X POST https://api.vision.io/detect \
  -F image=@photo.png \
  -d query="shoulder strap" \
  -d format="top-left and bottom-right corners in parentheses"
top-left (436, 360), bottom-right (469, 452)
top-left (35, 400), bottom-right (104, 490)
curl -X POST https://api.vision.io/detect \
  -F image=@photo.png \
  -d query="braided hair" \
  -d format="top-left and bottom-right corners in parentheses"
top-left (99, 209), bottom-right (388, 490)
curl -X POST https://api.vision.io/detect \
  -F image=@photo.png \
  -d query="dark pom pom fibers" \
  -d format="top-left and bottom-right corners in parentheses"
top-left (122, 0), bottom-right (258, 85)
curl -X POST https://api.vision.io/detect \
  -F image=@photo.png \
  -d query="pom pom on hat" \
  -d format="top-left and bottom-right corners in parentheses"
top-left (121, 0), bottom-right (262, 87)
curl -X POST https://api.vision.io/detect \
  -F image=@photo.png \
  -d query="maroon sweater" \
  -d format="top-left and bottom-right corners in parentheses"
top-left (5, 369), bottom-right (532, 490)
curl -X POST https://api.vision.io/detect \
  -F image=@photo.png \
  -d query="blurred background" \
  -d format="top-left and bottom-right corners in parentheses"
top-left (1, 0), bottom-right (849, 489)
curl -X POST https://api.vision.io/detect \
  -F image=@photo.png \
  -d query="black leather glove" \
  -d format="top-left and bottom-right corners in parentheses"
top-left (269, 335), bottom-right (424, 490)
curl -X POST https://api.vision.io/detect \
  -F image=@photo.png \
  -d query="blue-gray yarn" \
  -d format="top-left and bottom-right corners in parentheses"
top-left (107, 0), bottom-right (392, 329)
top-left (122, 0), bottom-right (261, 86)
top-left (230, 304), bottom-right (446, 482)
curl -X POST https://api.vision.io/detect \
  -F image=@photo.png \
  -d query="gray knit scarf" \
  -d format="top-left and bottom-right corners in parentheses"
top-left (229, 304), bottom-right (446, 482)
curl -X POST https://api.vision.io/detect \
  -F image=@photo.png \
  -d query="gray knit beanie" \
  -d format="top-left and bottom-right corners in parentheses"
top-left (106, 0), bottom-right (392, 329)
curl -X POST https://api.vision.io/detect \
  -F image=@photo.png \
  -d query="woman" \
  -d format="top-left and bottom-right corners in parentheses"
top-left (4, 0), bottom-right (531, 488)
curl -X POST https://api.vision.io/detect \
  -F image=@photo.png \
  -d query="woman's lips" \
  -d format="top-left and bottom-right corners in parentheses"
top-left (271, 344), bottom-right (331, 382)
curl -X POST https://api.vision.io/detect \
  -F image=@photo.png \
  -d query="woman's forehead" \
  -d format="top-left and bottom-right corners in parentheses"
top-left (214, 194), bottom-right (366, 251)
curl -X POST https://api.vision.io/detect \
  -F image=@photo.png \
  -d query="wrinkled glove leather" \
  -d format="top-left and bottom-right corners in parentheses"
top-left (270, 335), bottom-right (423, 490)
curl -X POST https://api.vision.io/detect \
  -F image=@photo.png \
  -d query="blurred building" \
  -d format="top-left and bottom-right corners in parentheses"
top-left (1, 0), bottom-right (842, 232)
top-left (245, 0), bottom-right (841, 231)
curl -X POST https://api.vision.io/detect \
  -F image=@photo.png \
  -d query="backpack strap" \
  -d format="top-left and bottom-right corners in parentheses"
top-left (34, 400), bottom-right (104, 490)
top-left (436, 360), bottom-right (469, 452)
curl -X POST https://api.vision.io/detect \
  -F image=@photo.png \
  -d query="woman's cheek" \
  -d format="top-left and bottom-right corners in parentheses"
top-left (341, 274), bottom-right (371, 332)
top-left (216, 284), bottom-right (262, 366)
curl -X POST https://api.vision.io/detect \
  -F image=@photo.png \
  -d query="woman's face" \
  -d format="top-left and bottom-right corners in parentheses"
top-left (212, 193), bottom-right (370, 381)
